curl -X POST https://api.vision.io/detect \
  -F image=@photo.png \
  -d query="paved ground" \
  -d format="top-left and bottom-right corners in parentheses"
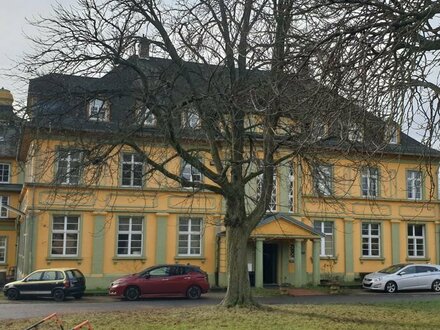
top-left (2, 289), bottom-right (440, 321)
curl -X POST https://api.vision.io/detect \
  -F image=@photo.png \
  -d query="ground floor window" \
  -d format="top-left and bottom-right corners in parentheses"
top-left (361, 223), bottom-right (380, 257)
top-left (117, 216), bottom-right (143, 256)
top-left (51, 215), bottom-right (79, 256)
top-left (314, 220), bottom-right (334, 257)
top-left (178, 217), bottom-right (202, 256)
top-left (407, 224), bottom-right (425, 257)
top-left (0, 236), bottom-right (6, 263)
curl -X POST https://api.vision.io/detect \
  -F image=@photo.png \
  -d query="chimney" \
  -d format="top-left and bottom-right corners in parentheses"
top-left (138, 37), bottom-right (150, 59)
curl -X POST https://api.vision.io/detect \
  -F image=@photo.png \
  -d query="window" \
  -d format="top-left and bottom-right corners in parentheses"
top-left (181, 162), bottom-right (202, 185)
top-left (256, 167), bottom-right (277, 212)
top-left (178, 217), bottom-right (202, 256)
top-left (42, 271), bottom-right (63, 281)
top-left (289, 244), bottom-right (295, 261)
top-left (0, 236), bottom-right (6, 263)
top-left (0, 163), bottom-right (10, 183)
top-left (407, 224), bottom-right (425, 258)
top-left (347, 122), bottom-right (363, 142)
top-left (137, 105), bottom-right (156, 127)
top-left (26, 271), bottom-right (43, 281)
top-left (182, 109), bottom-right (200, 128)
top-left (407, 170), bottom-right (422, 200)
top-left (56, 150), bottom-right (81, 184)
top-left (361, 167), bottom-right (378, 197)
top-left (310, 122), bottom-right (326, 141)
top-left (0, 196), bottom-right (8, 218)
top-left (386, 124), bottom-right (398, 144)
top-left (51, 215), bottom-right (79, 256)
top-left (117, 216), bottom-right (143, 256)
top-left (88, 99), bottom-right (110, 121)
top-left (121, 153), bottom-right (143, 187)
top-left (314, 221), bottom-right (334, 257)
top-left (362, 223), bottom-right (380, 257)
top-left (313, 165), bottom-right (332, 196)
top-left (288, 164), bottom-right (294, 213)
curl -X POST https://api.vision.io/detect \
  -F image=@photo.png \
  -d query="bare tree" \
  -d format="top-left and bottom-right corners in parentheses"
top-left (20, 0), bottom-right (439, 307)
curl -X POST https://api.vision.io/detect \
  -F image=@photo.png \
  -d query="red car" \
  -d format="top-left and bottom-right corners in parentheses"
top-left (108, 264), bottom-right (209, 300)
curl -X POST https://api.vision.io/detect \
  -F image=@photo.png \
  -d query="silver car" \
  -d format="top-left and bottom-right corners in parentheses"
top-left (362, 263), bottom-right (440, 293)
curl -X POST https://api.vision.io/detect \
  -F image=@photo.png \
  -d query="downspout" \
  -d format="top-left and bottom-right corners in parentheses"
top-left (215, 233), bottom-right (221, 287)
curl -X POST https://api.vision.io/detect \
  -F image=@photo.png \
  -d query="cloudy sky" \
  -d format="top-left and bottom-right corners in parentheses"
top-left (0, 0), bottom-right (76, 105)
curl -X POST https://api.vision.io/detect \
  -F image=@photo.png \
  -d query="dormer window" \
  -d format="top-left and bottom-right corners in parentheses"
top-left (135, 103), bottom-right (156, 127)
top-left (310, 122), bottom-right (326, 141)
top-left (182, 109), bottom-right (200, 129)
top-left (88, 99), bottom-right (110, 122)
top-left (347, 123), bottom-right (363, 142)
top-left (386, 124), bottom-right (399, 144)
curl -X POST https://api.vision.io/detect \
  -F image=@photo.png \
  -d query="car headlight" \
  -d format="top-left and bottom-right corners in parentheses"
top-left (373, 277), bottom-right (382, 282)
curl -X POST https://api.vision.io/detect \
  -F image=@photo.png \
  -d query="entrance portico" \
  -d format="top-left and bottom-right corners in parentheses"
top-left (250, 213), bottom-right (323, 288)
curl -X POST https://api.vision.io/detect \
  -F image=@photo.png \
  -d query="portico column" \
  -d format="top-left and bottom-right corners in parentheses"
top-left (255, 238), bottom-right (264, 288)
top-left (294, 239), bottom-right (303, 287)
top-left (312, 239), bottom-right (321, 285)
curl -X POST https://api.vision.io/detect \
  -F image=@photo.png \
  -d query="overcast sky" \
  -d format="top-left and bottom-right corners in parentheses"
top-left (0, 0), bottom-right (76, 105)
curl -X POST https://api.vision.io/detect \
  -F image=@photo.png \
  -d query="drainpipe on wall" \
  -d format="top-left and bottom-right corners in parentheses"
top-left (215, 233), bottom-right (222, 287)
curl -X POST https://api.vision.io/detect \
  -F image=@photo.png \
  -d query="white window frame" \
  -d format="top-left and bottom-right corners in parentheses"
top-left (51, 215), bottom-right (79, 256)
top-left (361, 223), bottom-right (380, 257)
top-left (0, 236), bottom-right (6, 263)
top-left (314, 221), bottom-right (334, 257)
top-left (386, 124), bottom-right (398, 144)
top-left (121, 153), bottom-right (143, 187)
top-left (257, 167), bottom-right (277, 212)
top-left (288, 164), bottom-right (294, 213)
top-left (181, 162), bottom-right (202, 185)
top-left (56, 150), bottom-right (81, 184)
top-left (182, 109), bottom-right (200, 129)
top-left (347, 123), bottom-right (363, 142)
top-left (88, 99), bottom-right (110, 122)
top-left (407, 170), bottom-right (422, 200)
top-left (117, 216), bottom-right (143, 256)
top-left (0, 163), bottom-right (10, 183)
top-left (314, 165), bottom-right (332, 196)
top-left (407, 224), bottom-right (425, 258)
top-left (137, 105), bottom-right (156, 127)
top-left (361, 167), bottom-right (378, 197)
top-left (178, 217), bottom-right (202, 256)
top-left (0, 196), bottom-right (8, 218)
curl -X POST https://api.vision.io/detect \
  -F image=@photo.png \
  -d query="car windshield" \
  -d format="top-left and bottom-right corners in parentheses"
top-left (378, 264), bottom-right (407, 274)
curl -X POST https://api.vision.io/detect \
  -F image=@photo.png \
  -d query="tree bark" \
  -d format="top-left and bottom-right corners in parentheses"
top-left (220, 225), bottom-right (258, 307)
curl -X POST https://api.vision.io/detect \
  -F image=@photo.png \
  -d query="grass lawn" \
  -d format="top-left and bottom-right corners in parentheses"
top-left (4, 301), bottom-right (440, 330)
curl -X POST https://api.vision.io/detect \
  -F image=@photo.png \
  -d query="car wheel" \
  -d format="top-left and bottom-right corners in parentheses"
top-left (186, 285), bottom-right (202, 299)
top-left (384, 281), bottom-right (397, 293)
top-left (53, 289), bottom-right (65, 302)
top-left (73, 293), bottom-right (84, 299)
top-left (6, 288), bottom-right (19, 300)
top-left (124, 286), bottom-right (140, 301)
top-left (432, 280), bottom-right (440, 292)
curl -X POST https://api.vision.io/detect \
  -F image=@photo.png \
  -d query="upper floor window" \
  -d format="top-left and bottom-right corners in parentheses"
top-left (0, 196), bottom-right (8, 218)
top-left (313, 165), bottom-right (332, 196)
top-left (361, 223), bottom-right (380, 257)
top-left (310, 122), bottom-right (326, 141)
top-left (121, 153), bottom-right (143, 187)
top-left (136, 104), bottom-right (156, 127)
top-left (407, 224), bottom-right (425, 258)
top-left (386, 124), bottom-right (399, 144)
top-left (88, 99), bottom-right (110, 122)
top-left (288, 164), bottom-right (295, 213)
top-left (256, 165), bottom-right (277, 212)
top-left (181, 162), bottom-right (202, 185)
top-left (361, 167), bottom-right (378, 197)
top-left (0, 236), bottom-right (6, 263)
top-left (56, 149), bottom-right (81, 184)
top-left (182, 109), bottom-right (200, 129)
top-left (347, 122), bottom-right (363, 142)
top-left (117, 216), bottom-right (143, 256)
top-left (51, 215), bottom-right (79, 256)
top-left (407, 170), bottom-right (422, 200)
top-left (0, 163), bottom-right (10, 183)
top-left (178, 217), bottom-right (202, 256)
top-left (314, 220), bottom-right (334, 257)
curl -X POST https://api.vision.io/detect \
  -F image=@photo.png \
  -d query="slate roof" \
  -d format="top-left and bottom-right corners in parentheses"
top-left (25, 56), bottom-right (440, 158)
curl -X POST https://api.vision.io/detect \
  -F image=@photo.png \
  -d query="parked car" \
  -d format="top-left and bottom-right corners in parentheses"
top-left (362, 263), bottom-right (440, 293)
top-left (109, 264), bottom-right (209, 300)
top-left (2, 268), bottom-right (86, 301)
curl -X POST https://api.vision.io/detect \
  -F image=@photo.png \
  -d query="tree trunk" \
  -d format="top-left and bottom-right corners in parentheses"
top-left (220, 225), bottom-right (258, 307)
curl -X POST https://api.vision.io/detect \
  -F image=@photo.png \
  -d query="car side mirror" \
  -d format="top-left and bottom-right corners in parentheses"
top-left (398, 272), bottom-right (405, 276)
top-left (144, 274), bottom-right (150, 279)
